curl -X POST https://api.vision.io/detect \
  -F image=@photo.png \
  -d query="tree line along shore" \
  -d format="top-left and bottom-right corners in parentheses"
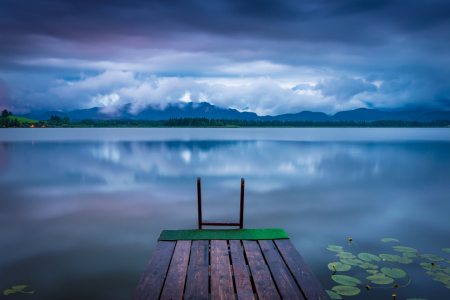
top-left (2, 109), bottom-right (450, 128)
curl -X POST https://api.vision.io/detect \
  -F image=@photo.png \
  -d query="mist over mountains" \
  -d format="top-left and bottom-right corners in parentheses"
top-left (19, 102), bottom-right (450, 122)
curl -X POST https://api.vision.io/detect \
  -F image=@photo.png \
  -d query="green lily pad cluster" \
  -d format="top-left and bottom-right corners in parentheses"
top-left (426, 272), bottom-right (450, 289)
top-left (3, 285), bottom-right (34, 295)
top-left (325, 239), bottom-right (450, 298)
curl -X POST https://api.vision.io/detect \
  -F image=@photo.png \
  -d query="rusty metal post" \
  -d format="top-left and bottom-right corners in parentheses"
top-left (239, 178), bottom-right (245, 229)
top-left (197, 177), bottom-right (202, 229)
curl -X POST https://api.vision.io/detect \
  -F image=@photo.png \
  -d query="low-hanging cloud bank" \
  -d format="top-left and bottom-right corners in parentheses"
top-left (5, 70), bottom-right (448, 116)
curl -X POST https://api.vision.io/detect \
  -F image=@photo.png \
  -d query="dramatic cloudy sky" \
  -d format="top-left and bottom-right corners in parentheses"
top-left (1, 0), bottom-right (450, 115)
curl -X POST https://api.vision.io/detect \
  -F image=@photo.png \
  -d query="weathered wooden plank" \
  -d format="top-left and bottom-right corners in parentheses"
top-left (132, 241), bottom-right (176, 300)
top-left (184, 240), bottom-right (209, 300)
top-left (202, 220), bottom-right (240, 226)
top-left (160, 240), bottom-right (192, 300)
top-left (274, 239), bottom-right (332, 300)
top-left (210, 240), bottom-right (235, 300)
top-left (259, 240), bottom-right (304, 300)
top-left (242, 240), bottom-right (280, 300)
top-left (229, 240), bottom-right (255, 300)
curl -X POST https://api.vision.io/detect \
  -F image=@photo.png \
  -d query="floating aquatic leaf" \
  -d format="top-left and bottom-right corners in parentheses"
top-left (442, 248), bottom-right (450, 253)
top-left (426, 271), bottom-right (436, 276)
top-left (379, 254), bottom-right (402, 262)
top-left (11, 285), bottom-right (27, 291)
top-left (444, 267), bottom-right (450, 274)
top-left (359, 262), bottom-right (378, 269)
top-left (332, 275), bottom-right (362, 286)
top-left (420, 263), bottom-right (443, 271)
top-left (381, 238), bottom-right (399, 242)
top-left (326, 290), bottom-right (342, 299)
top-left (358, 253), bottom-right (381, 262)
top-left (421, 254), bottom-right (445, 261)
top-left (337, 252), bottom-right (356, 259)
top-left (366, 270), bottom-right (378, 274)
top-left (446, 260), bottom-right (450, 264)
top-left (3, 289), bottom-right (16, 295)
top-left (402, 252), bottom-right (417, 258)
top-left (340, 258), bottom-right (363, 266)
top-left (327, 245), bottom-right (344, 252)
top-left (366, 273), bottom-right (385, 278)
top-left (395, 256), bottom-right (413, 264)
top-left (368, 276), bottom-right (394, 285)
top-left (433, 272), bottom-right (450, 284)
top-left (332, 285), bottom-right (360, 296)
top-left (328, 262), bottom-right (351, 272)
top-left (393, 246), bottom-right (418, 253)
top-left (381, 267), bottom-right (407, 279)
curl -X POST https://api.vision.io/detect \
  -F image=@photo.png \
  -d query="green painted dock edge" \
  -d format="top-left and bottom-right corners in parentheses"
top-left (158, 228), bottom-right (289, 241)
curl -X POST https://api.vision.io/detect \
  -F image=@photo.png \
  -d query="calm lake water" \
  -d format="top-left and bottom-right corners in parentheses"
top-left (1, 128), bottom-right (450, 300)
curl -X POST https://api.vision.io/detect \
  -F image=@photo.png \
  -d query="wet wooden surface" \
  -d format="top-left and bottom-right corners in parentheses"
top-left (132, 238), bottom-right (331, 300)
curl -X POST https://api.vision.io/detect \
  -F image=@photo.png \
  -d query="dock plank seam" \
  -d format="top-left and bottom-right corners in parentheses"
top-left (274, 239), bottom-right (332, 300)
top-left (132, 241), bottom-right (176, 300)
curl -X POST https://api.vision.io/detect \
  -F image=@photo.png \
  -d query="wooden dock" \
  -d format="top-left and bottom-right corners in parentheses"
top-left (132, 238), bottom-right (331, 300)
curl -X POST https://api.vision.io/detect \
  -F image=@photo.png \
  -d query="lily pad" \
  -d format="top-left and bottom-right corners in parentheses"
top-left (433, 272), bottom-right (450, 284)
top-left (328, 262), bottom-right (351, 272)
top-left (3, 289), bottom-right (16, 296)
top-left (421, 254), bottom-right (445, 261)
top-left (332, 275), bottom-right (362, 286)
top-left (332, 285), bottom-right (360, 296)
top-left (340, 258), bottom-right (363, 266)
top-left (395, 256), bottom-right (413, 264)
top-left (381, 238), bottom-right (399, 242)
top-left (444, 267), bottom-right (450, 274)
top-left (442, 248), bottom-right (450, 253)
top-left (366, 270), bottom-right (378, 274)
top-left (393, 246), bottom-right (418, 253)
top-left (420, 263), bottom-right (443, 271)
top-left (326, 290), bottom-right (342, 299)
top-left (402, 252), bottom-right (417, 258)
top-left (366, 273), bottom-right (385, 278)
top-left (358, 253), bottom-right (381, 262)
top-left (426, 271), bottom-right (436, 276)
top-left (359, 262), bottom-right (378, 269)
top-left (381, 267), bottom-right (407, 279)
top-left (337, 252), bottom-right (356, 259)
top-left (368, 276), bottom-right (394, 285)
top-left (327, 245), bottom-right (344, 252)
top-left (379, 254), bottom-right (402, 262)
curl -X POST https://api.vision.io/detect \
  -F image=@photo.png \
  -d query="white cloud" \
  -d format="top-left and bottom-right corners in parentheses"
top-left (16, 70), bottom-right (377, 115)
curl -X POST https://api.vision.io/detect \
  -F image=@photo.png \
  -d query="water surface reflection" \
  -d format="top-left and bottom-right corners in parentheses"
top-left (1, 137), bottom-right (450, 299)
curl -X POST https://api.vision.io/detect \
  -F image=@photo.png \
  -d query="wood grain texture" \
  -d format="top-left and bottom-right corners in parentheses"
top-left (132, 241), bottom-right (176, 300)
top-left (184, 240), bottom-right (209, 300)
top-left (160, 240), bottom-right (192, 300)
top-left (210, 240), bottom-right (235, 300)
top-left (229, 240), bottom-right (255, 300)
top-left (274, 239), bottom-right (332, 300)
top-left (259, 240), bottom-right (304, 300)
top-left (242, 240), bottom-right (280, 300)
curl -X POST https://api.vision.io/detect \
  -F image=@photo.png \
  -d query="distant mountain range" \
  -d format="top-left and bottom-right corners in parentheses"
top-left (19, 102), bottom-right (450, 122)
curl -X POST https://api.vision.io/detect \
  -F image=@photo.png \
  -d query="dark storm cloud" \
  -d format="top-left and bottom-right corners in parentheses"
top-left (0, 0), bottom-right (450, 113)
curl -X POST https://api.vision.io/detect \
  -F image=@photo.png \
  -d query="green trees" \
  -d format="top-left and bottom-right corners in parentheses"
top-left (1, 109), bottom-right (9, 118)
